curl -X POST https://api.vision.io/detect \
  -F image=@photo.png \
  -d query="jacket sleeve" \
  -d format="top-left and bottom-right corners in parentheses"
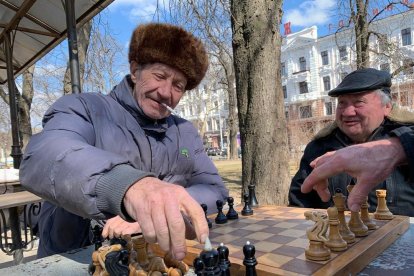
top-left (184, 128), bottom-right (229, 215)
top-left (288, 141), bottom-right (332, 209)
top-left (19, 95), bottom-right (153, 220)
top-left (390, 126), bottom-right (414, 180)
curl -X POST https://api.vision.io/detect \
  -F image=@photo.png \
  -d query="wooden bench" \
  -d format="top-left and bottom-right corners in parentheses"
top-left (0, 191), bottom-right (42, 210)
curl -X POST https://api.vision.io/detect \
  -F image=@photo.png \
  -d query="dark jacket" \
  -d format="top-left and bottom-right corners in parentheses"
top-left (20, 76), bottom-right (228, 257)
top-left (289, 112), bottom-right (414, 217)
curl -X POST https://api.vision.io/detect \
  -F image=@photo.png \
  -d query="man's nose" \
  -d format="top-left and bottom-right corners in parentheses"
top-left (158, 81), bottom-right (172, 99)
top-left (342, 105), bottom-right (356, 116)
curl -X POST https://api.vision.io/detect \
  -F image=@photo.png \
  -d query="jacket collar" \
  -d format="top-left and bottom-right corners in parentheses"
top-left (109, 75), bottom-right (169, 133)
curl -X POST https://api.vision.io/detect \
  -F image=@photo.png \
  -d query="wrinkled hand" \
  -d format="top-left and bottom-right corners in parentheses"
top-left (301, 138), bottom-right (406, 212)
top-left (123, 177), bottom-right (208, 260)
top-left (102, 215), bottom-right (142, 239)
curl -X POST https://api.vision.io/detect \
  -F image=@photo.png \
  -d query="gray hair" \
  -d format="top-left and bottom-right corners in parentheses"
top-left (374, 89), bottom-right (392, 106)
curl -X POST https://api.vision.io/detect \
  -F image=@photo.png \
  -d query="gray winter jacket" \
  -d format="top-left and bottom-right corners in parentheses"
top-left (20, 75), bottom-right (228, 257)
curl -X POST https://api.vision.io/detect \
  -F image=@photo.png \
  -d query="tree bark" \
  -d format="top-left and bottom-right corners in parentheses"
top-left (231, 0), bottom-right (290, 205)
top-left (18, 65), bottom-right (35, 149)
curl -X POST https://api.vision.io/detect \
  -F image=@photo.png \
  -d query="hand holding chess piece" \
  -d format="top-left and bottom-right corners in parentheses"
top-left (332, 190), bottom-right (355, 244)
top-left (347, 185), bottom-right (368, 237)
top-left (304, 210), bottom-right (331, 261)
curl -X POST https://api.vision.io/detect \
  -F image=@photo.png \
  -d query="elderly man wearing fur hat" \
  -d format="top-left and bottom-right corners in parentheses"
top-left (289, 68), bottom-right (414, 216)
top-left (20, 23), bottom-right (228, 260)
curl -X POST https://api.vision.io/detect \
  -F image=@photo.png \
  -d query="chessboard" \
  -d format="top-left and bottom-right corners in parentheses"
top-left (150, 205), bottom-right (409, 275)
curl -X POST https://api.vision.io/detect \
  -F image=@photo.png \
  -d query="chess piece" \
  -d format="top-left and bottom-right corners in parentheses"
top-left (347, 185), bottom-right (368, 237)
top-left (200, 238), bottom-right (221, 275)
top-left (132, 236), bottom-right (150, 270)
top-left (361, 196), bottom-right (377, 230)
top-left (374, 189), bottom-right (394, 220)
top-left (243, 241), bottom-right (257, 276)
top-left (105, 249), bottom-right (130, 276)
top-left (304, 210), bottom-right (331, 261)
top-left (164, 252), bottom-right (190, 274)
top-left (217, 243), bottom-right (231, 275)
top-left (193, 257), bottom-right (204, 275)
top-left (324, 207), bottom-right (347, 252)
top-left (241, 193), bottom-right (253, 216)
top-left (91, 224), bottom-right (104, 250)
top-left (201, 203), bottom-right (213, 228)
top-left (226, 197), bottom-right (239, 220)
top-left (332, 190), bottom-right (356, 244)
top-left (215, 199), bottom-right (228, 224)
top-left (248, 184), bottom-right (259, 208)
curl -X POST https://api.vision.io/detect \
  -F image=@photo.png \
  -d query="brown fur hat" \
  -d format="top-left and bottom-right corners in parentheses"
top-left (128, 23), bottom-right (209, 90)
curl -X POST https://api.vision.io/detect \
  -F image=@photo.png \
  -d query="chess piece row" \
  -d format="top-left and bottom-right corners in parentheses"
top-left (304, 187), bottom-right (394, 261)
top-left (193, 240), bottom-right (257, 276)
top-left (201, 192), bottom-right (257, 228)
top-left (89, 235), bottom-right (189, 276)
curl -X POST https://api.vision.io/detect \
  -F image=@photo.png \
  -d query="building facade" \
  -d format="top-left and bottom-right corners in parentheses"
top-left (177, 9), bottom-right (414, 151)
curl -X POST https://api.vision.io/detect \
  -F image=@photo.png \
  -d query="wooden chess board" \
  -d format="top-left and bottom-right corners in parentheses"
top-left (151, 205), bottom-right (409, 275)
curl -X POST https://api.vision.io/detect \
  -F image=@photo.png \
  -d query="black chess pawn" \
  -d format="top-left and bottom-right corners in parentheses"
top-left (226, 197), bottom-right (239, 220)
top-left (243, 241), bottom-right (257, 276)
top-left (248, 184), bottom-right (259, 208)
top-left (200, 247), bottom-right (222, 275)
top-left (217, 243), bottom-right (231, 276)
top-left (193, 256), bottom-right (204, 276)
top-left (201, 203), bottom-right (213, 228)
top-left (241, 193), bottom-right (253, 216)
top-left (215, 199), bottom-right (228, 224)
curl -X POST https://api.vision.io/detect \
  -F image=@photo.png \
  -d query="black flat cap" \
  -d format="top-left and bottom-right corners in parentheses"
top-left (328, 68), bottom-right (391, 97)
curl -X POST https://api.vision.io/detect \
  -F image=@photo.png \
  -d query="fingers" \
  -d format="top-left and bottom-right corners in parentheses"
top-left (164, 196), bottom-right (186, 260)
top-left (347, 179), bottom-right (376, 212)
top-left (180, 195), bottom-right (209, 246)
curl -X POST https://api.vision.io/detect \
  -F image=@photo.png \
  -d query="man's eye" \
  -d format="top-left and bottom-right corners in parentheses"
top-left (154, 73), bottom-right (165, 79)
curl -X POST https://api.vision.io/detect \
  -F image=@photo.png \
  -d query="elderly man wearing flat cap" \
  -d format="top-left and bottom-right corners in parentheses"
top-left (289, 68), bottom-right (414, 216)
top-left (20, 23), bottom-right (228, 259)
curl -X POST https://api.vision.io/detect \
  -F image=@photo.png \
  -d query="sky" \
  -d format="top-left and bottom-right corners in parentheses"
top-left (102, 0), bottom-right (338, 51)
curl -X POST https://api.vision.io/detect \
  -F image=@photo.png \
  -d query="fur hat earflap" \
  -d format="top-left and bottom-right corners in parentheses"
top-left (128, 23), bottom-right (209, 90)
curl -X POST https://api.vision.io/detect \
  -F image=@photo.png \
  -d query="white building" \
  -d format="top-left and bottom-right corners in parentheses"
top-left (178, 9), bottom-right (414, 149)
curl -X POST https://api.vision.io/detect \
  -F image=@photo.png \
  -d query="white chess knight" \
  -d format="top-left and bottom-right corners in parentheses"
top-left (304, 210), bottom-right (328, 242)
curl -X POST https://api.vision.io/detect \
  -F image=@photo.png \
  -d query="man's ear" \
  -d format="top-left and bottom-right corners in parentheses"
top-left (384, 101), bottom-right (392, 116)
top-left (130, 61), bottom-right (138, 83)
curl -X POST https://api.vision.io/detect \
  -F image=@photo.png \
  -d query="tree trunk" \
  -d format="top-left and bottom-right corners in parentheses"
top-left (63, 20), bottom-right (93, 94)
top-left (231, 0), bottom-right (290, 205)
top-left (18, 65), bottom-right (35, 149)
top-left (354, 0), bottom-right (370, 68)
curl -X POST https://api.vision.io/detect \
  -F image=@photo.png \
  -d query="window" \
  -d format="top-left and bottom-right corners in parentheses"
top-left (300, 105), bottom-right (312, 118)
top-left (321, 51), bottom-right (329, 65)
top-left (403, 59), bottom-right (414, 75)
top-left (299, 81), bottom-right (308, 94)
top-left (299, 57), bottom-right (306, 71)
top-left (281, 62), bottom-right (287, 76)
top-left (323, 76), bottom-right (331, 91)
top-left (283, 85), bottom-right (287, 99)
top-left (325, 102), bottom-right (333, 115)
top-left (380, 63), bottom-right (390, 73)
top-left (339, 46), bottom-right (348, 61)
top-left (400, 91), bottom-right (410, 106)
top-left (340, 72), bottom-right (348, 81)
top-left (285, 111), bottom-right (289, 119)
top-left (402, 28), bottom-right (412, 46)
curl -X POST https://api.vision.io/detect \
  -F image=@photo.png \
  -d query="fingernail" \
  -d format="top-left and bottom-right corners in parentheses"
top-left (175, 252), bottom-right (185, 261)
top-left (200, 234), bottom-right (207, 244)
